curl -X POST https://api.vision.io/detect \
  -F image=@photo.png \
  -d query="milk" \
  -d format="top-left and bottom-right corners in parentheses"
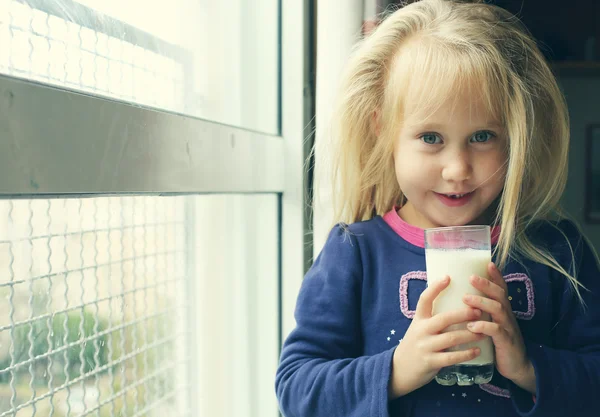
top-left (425, 248), bottom-right (495, 366)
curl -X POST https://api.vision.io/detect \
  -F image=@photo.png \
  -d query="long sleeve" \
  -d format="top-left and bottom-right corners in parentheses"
top-left (275, 225), bottom-right (395, 417)
top-left (510, 221), bottom-right (600, 416)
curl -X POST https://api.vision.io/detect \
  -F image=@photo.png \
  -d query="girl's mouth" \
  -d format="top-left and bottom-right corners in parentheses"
top-left (435, 191), bottom-right (474, 207)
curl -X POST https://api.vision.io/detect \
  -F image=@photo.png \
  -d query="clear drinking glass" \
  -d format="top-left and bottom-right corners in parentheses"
top-left (424, 225), bottom-right (495, 386)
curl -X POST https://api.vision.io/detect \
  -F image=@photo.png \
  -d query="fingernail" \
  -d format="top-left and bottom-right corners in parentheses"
top-left (464, 295), bottom-right (472, 301)
top-left (473, 309), bottom-right (481, 317)
top-left (470, 275), bottom-right (479, 283)
top-left (442, 276), bottom-right (450, 284)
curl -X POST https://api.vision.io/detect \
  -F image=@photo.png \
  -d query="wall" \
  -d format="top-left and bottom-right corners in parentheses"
top-left (558, 76), bottom-right (600, 250)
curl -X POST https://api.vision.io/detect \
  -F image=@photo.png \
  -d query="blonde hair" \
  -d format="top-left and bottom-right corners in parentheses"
top-left (323, 0), bottom-right (586, 298)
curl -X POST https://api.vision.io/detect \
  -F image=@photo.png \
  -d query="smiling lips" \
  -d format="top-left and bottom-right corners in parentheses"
top-left (435, 191), bottom-right (474, 207)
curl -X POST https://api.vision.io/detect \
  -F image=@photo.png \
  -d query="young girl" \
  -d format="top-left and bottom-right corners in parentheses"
top-left (275, 0), bottom-right (600, 416)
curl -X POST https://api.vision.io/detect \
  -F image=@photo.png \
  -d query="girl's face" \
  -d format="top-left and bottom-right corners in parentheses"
top-left (393, 89), bottom-right (507, 229)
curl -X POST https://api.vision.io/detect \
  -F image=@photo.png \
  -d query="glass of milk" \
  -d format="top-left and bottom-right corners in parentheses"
top-left (424, 225), bottom-right (495, 386)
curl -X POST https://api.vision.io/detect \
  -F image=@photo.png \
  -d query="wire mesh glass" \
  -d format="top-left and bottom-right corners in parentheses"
top-left (0, 0), bottom-right (280, 134)
top-left (0, 0), bottom-right (186, 115)
top-left (0, 196), bottom-right (190, 417)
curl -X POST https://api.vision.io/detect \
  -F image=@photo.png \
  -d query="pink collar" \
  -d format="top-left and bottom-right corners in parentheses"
top-left (382, 208), bottom-right (500, 248)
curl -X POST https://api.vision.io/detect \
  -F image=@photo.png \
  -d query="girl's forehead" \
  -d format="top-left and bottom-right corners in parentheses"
top-left (402, 87), bottom-right (500, 124)
top-left (388, 39), bottom-right (506, 124)
top-left (401, 86), bottom-right (503, 126)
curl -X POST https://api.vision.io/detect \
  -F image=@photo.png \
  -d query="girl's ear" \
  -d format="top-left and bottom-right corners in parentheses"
top-left (372, 109), bottom-right (381, 136)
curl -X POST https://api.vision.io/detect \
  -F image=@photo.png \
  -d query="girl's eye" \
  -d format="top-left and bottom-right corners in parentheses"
top-left (471, 131), bottom-right (494, 143)
top-left (420, 133), bottom-right (442, 145)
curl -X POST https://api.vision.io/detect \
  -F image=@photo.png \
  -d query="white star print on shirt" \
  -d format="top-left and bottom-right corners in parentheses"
top-left (391, 330), bottom-right (396, 335)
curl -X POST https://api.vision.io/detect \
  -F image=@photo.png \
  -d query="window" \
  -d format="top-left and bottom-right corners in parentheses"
top-left (0, 0), bottom-right (310, 416)
top-left (0, 195), bottom-right (279, 416)
top-left (0, 0), bottom-right (280, 134)
top-left (0, 197), bottom-right (189, 416)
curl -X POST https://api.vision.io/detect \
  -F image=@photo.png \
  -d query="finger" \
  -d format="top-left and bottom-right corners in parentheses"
top-left (463, 294), bottom-right (510, 326)
top-left (429, 348), bottom-right (481, 369)
top-left (467, 320), bottom-right (508, 344)
top-left (469, 274), bottom-right (508, 304)
top-left (487, 262), bottom-right (508, 292)
top-left (428, 330), bottom-right (486, 352)
top-left (415, 276), bottom-right (450, 319)
top-left (426, 307), bottom-right (482, 333)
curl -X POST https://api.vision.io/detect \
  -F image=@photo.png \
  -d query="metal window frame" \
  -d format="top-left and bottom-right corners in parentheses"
top-left (0, 75), bottom-right (286, 195)
top-left (0, 0), bottom-right (312, 415)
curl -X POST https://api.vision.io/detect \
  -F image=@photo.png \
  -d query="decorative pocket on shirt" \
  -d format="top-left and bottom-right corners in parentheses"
top-left (479, 383), bottom-right (511, 398)
top-left (504, 273), bottom-right (535, 320)
top-left (398, 271), bottom-right (535, 320)
top-left (399, 271), bottom-right (427, 319)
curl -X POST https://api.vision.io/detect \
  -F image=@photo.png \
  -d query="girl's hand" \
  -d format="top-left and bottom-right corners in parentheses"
top-left (389, 276), bottom-right (485, 399)
top-left (463, 262), bottom-right (537, 394)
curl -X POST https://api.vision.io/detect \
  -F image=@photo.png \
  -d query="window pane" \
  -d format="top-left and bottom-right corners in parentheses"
top-left (0, 194), bottom-right (279, 416)
top-left (0, 0), bottom-right (280, 134)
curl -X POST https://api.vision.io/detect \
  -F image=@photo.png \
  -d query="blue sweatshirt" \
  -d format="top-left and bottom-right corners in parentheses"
top-left (275, 212), bottom-right (600, 417)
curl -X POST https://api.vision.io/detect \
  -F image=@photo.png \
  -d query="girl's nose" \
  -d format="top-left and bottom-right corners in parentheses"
top-left (441, 151), bottom-right (472, 182)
